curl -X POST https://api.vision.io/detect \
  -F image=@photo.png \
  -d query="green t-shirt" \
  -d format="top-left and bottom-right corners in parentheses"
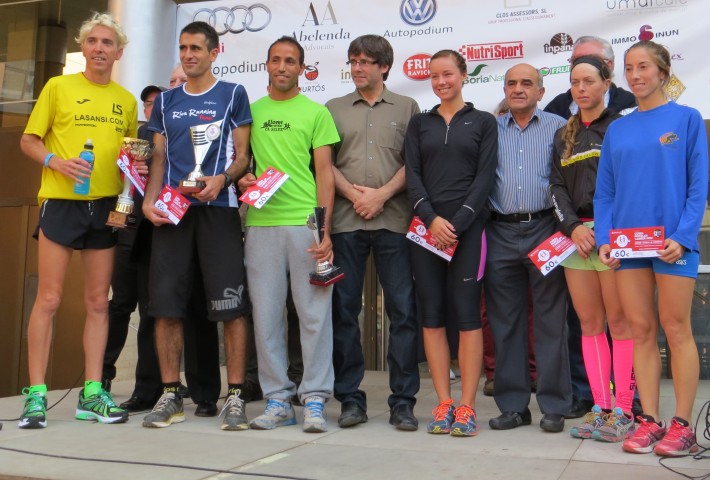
top-left (247, 94), bottom-right (339, 226)
top-left (24, 73), bottom-right (138, 203)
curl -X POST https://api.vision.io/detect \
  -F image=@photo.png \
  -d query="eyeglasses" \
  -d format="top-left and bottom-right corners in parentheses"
top-left (346, 59), bottom-right (378, 67)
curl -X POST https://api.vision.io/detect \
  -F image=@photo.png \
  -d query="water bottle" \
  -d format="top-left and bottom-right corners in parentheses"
top-left (73, 139), bottom-right (94, 195)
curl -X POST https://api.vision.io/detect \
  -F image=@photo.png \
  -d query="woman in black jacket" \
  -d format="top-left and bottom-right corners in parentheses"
top-left (549, 55), bottom-right (633, 443)
top-left (405, 49), bottom-right (497, 437)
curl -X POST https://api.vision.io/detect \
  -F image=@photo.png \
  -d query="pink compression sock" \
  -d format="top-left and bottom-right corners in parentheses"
top-left (612, 338), bottom-right (635, 413)
top-left (582, 333), bottom-right (612, 409)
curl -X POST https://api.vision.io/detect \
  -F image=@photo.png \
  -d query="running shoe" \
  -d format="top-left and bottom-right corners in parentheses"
top-left (75, 388), bottom-right (128, 424)
top-left (622, 415), bottom-right (666, 454)
top-left (302, 396), bottom-right (327, 433)
top-left (653, 417), bottom-right (700, 457)
top-left (142, 392), bottom-right (185, 428)
top-left (249, 399), bottom-right (296, 430)
top-left (220, 391), bottom-right (248, 431)
top-left (427, 399), bottom-right (455, 434)
top-left (18, 388), bottom-right (47, 429)
top-left (450, 404), bottom-right (478, 437)
top-left (570, 405), bottom-right (604, 439)
top-left (593, 407), bottom-right (636, 443)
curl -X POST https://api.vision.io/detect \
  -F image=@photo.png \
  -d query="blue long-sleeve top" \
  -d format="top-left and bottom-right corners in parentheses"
top-left (404, 102), bottom-right (498, 234)
top-left (594, 101), bottom-right (708, 251)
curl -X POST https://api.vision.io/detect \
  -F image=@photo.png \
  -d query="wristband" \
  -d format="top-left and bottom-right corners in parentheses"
top-left (221, 171), bottom-right (233, 188)
top-left (44, 153), bottom-right (55, 168)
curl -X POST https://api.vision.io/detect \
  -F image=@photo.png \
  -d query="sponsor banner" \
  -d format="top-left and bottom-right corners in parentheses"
top-left (175, 0), bottom-right (709, 116)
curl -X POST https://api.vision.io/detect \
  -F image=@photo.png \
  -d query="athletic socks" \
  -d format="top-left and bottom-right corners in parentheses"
top-left (612, 338), bottom-right (635, 413)
top-left (582, 333), bottom-right (612, 410)
top-left (84, 380), bottom-right (102, 397)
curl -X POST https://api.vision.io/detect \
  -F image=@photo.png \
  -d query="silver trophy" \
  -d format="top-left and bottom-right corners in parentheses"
top-left (307, 207), bottom-right (345, 286)
top-left (178, 120), bottom-right (223, 194)
top-left (106, 137), bottom-right (154, 228)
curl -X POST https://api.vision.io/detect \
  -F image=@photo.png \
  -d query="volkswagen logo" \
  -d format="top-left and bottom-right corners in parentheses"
top-left (400, 0), bottom-right (437, 26)
top-left (193, 4), bottom-right (271, 35)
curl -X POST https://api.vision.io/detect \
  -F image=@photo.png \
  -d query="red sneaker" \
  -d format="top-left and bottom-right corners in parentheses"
top-left (653, 417), bottom-right (700, 457)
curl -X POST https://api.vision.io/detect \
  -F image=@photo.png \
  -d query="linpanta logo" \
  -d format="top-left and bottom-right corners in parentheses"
top-left (403, 53), bottom-right (431, 80)
top-left (544, 33), bottom-right (573, 54)
top-left (458, 41), bottom-right (524, 62)
top-left (303, 1), bottom-right (337, 26)
top-left (400, 0), bottom-right (437, 26)
top-left (660, 132), bottom-right (679, 145)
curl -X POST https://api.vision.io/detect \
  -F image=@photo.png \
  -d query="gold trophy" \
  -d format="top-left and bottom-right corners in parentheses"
top-left (106, 137), bottom-right (154, 228)
top-left (178, 120), bottom-right (223, 194)
top-left (307, 207), bottom-right (345, 286)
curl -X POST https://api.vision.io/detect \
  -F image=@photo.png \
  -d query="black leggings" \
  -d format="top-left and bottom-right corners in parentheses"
top-left (410, 221), bottom-right (484, 331)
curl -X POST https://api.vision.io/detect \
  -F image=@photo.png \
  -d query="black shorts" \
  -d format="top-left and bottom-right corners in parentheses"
top-left (34, 198), bottom-right (118, 250)
top-left (148, 206), bottom-right (250, 322)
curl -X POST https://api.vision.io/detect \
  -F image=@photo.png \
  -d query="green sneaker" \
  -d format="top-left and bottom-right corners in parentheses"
top-left (18, 388), bottom-right (47, 429)
top-left (75, 388), bottom-right (128, 424)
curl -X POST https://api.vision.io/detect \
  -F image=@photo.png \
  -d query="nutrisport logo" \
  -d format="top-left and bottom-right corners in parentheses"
top-left (543, 33), bottom-right (573, 54)
top-left (458, 41), bottom-right (524, 62)
top-left (403, 53), bottom-right (431, 80)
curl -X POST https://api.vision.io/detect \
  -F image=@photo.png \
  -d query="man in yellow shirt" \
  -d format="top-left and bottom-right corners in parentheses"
top-left (18, 12), bottom-right (138, 429)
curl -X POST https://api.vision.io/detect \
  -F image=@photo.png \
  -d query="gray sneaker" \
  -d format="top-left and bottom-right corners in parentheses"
top-left (220, 392), bottom-right (248, 431)
top-left (249, 399), bottom-right (296, 430)
top-left (142, 392), bottom-right (185, 428)
top-left (302, 395), bottom-right (327, 433)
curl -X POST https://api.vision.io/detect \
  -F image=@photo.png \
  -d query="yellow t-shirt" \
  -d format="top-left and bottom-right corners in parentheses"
top-left (24, 73), bottom-right (138, 203)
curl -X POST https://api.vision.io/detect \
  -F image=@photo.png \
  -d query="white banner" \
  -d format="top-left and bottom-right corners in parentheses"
top-left (176, 0), bottom-right (708, 117)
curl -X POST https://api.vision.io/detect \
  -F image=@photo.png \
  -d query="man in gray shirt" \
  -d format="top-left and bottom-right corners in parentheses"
top-left (326, 35), bottom-right (420, 431)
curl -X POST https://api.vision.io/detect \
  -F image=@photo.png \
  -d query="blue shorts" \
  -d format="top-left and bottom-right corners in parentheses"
top-left (617, 250), bottom-right (699, 279)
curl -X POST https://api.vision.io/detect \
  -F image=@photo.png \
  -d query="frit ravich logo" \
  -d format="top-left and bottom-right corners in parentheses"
top-left (639, 24), bottom-right (653, 41)
top-left (544, 33), bottom-right (573, 54)
top-left (400, 0), bottom-right (437, 26)
top-left (304, 62), bottom-right (319, 81)
top-left (459, 41), bottom-right (524, 62)
top-left (403, 53), bottom-right (431, 80)
top-left (303, 1), bottom-right (337, 26)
